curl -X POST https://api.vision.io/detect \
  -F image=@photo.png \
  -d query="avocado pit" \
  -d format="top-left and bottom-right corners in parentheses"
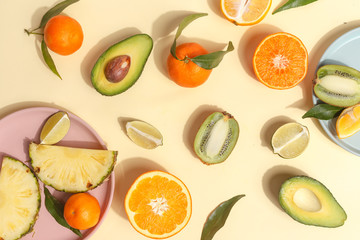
top-left (293, 188), bottom-right (321, 212)
top-left (104, 55), bottom-right (131, 83)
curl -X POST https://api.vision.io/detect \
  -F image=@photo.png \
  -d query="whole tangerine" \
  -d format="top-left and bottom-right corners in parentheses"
top-left (44, 15), bottom-right (84, 56)
top-left (167, 42), bottom-right (212, 88)
top-left (64, 193), bottom-right (101, 230)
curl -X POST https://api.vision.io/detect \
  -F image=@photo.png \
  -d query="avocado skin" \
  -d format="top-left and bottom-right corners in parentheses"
top-left (91, 34), bottom-right (153, 96)
top-left (279, 176), bottom-right (347, 228)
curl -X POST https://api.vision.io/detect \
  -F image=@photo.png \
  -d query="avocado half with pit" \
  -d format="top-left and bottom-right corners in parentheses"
top-left (279, 176), bottom-right (347, 228)
top-left (314, 64), bottom-right (360, 107)
top-left (91, 34), bottom-right (153, 96)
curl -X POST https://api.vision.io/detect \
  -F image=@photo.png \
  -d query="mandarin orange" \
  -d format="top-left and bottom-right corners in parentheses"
top-left (167, 42), bottom-right (212, 88)
top-left (64, 193), bottom-right (100, 230)
top-left (44, 15), bottom-right (83, 56)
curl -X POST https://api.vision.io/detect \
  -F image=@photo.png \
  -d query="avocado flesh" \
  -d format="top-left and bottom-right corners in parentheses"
top-left (91, 34), bottom-right (153, 96)
top-left (279, 176), bottom-right (347, 228)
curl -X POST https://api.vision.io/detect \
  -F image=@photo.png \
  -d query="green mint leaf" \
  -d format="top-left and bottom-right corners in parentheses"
top-left (201, 194), bottom-right (245, 240)
top-left (302, 104), bottom-right (344, 120)
top-left (39, 0), bottom-right (80, 28)
top-left (273, 0), bottom-right (318, 14)
top-left (44, 187), bottom-right (82, 237)
top-left (170, 13), bottom-right (208, 60)
top-left (191, 41), bottom-right (234, 70)
top-left (41, 40), bottom-right (62, 79)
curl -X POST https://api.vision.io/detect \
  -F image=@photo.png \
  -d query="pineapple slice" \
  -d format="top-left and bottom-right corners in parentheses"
top-left (29, 142), bottom-right (117, 193)
top-left (0, 156), bottom-right (40, 240)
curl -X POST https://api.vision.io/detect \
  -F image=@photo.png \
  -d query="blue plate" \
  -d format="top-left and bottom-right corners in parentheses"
top-left (313, 27), bottom-right (360, 156)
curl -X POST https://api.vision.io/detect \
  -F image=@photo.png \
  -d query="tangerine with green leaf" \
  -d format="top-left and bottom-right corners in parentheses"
top-left (44, 15), bottom-right (83, 56)
top-left (167, 13), bottom-right (234, 88)
top-left (167, 42), bottom-right (212, 88)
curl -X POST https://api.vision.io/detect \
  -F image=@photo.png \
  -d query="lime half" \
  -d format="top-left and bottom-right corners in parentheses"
top-left (40, 111), bottom-right (70, 145)
top-left (126, 120), bottom-right (163, 149)
top-left (271, 122), bottom-right (310, 159)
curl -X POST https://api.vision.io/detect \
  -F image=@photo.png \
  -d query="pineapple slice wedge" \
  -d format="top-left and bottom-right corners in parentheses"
top-left (0, 156), bottom-right (40, 240)
top-left (29, 142), bottom-right (117, 192)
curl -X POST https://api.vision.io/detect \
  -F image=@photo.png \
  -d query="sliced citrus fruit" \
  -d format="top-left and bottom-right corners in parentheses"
top-left (29, 142), bottom-right (117, 192)
top-left (336, 103), bottom-right (360, 139)
top-left (253, 32), bottom-right (308, 89)
top-left (271, 122), bottom-right (310, 159)
top-left (40, 111), bottom-right (70, 145)
top-left (126, 120), bottom-right (163, 149)
top-left (0, 156), bottom-right (40, 240)
top-left (220, 0), bottom-right (271, 26)
top-left (125, 171), bottom-right (192, 239)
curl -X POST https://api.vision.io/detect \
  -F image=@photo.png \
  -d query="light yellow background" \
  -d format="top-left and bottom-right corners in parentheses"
top-left (1, 0), bottom-right (360, 239)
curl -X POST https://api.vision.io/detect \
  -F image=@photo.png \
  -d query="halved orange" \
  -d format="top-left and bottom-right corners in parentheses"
top-left (124, 171), bottom-right (192, 239)
top-left (336, 103), bottom-right (360, 139)
top-left (253, 32), bottom-right (308, 89)
top-left (220, 0), bottom-right (271, 26)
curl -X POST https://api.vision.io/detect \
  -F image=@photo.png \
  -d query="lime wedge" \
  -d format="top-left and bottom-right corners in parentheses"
top-left (40, 111), bottom-right (70, 145)
top-left (126, 120), bottom-right (163, 149)
top-left (271, 122), bottom-right (310, 159)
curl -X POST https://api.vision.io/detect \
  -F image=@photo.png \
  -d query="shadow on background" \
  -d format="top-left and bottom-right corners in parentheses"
top-left (112, 157), bottom-right (166, 219)
top-left (0, 101), bottom-right (69, 120)
top-left (182, 104), bottom-right (224, 159)
top-left (260, 115), bottom-right (295, 151)
top-left (262, 165), bottom-right (307, 210)
top-left (238, 24), bottom-right (282, 80)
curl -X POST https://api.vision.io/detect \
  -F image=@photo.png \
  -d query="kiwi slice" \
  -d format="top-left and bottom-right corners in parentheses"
top-left (314, 65), bottom-right (360, 107)
top-left (194, 112), bottom-right (239, 165)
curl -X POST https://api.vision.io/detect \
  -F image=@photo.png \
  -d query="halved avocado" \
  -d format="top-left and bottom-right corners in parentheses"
top-left (91, 34), bottom-right (153, 96)
top-left (279, 176), bottom-right (347, 228)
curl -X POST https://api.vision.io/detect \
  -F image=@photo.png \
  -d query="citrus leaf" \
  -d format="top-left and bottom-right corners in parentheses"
top-left (44, 187), bottom-right (82, 237)
top-left (191, 41), bottom-right (234, 70)
top-left (41, 39), bottom-right (62, 79)
top-left (302, 104), bottom-right (344, 120)
top-left (201, 194), bottom-right (245, 240)
top-left (39, 0), bottom-right (80, 28)
top-left (170, 12), bottom-right (208, 60)
top-left (273, 0), bottom-right (318, 14)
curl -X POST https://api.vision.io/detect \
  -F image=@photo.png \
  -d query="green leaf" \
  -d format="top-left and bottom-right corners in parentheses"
top-left (39, 0), bottom-right (80, 28)
top-left (273, 0), bottom-right (318, 14)
top-left (170, 13), bottom-right (208, 60)
top-left (170, 12), bottom-right (233, 70)
top-left (191, 41), bottom-right (234, 70)
top-left (201, 194), bottom-right (245, 240)
top-left (41, 40), bottom-right (62, 80)
top-left (44, 187), bottom-right (82, 237)
top-left (302, 104), bottom-right (344, 120)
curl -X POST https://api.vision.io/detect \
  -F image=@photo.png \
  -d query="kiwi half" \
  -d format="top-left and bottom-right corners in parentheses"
top-left (314, 65), bottom-right (360, 107)
top-left (194, 112), bottom-right (239, 165)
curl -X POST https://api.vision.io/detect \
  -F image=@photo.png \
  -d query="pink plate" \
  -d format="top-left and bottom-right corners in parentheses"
top-left (0, 107), bottom-right (115, 240)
